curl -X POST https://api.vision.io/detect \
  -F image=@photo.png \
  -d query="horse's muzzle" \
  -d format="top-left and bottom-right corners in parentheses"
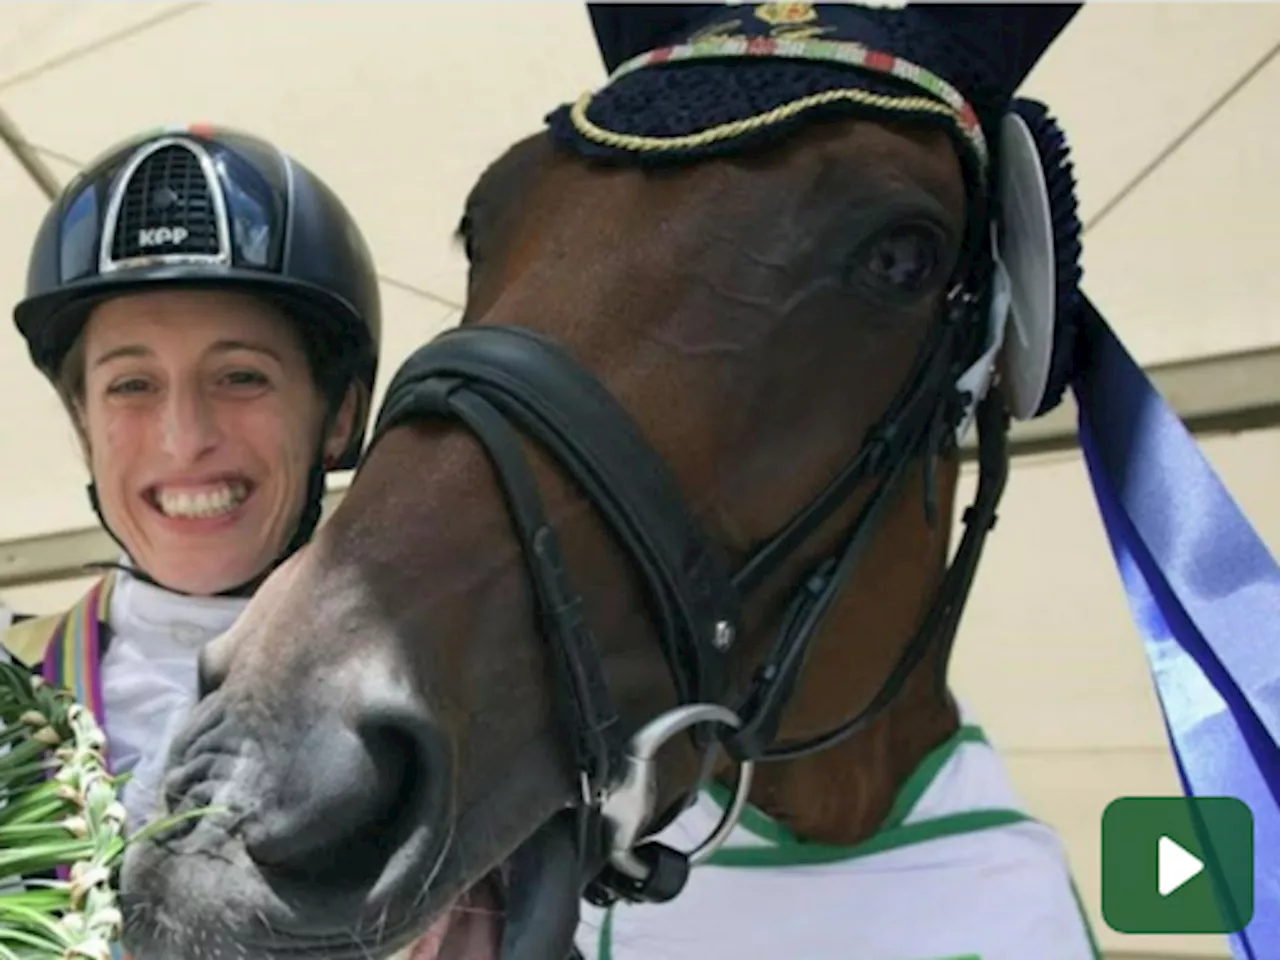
top-left (121, 661), bottom-right (457, 958)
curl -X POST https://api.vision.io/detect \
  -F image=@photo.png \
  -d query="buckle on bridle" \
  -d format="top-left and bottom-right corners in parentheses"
top-left (587, 702), bottom-right (755, 905)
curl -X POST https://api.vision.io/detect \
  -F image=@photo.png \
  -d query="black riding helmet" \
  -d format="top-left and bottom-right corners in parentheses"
top-left (12, 123), bottom-right (381, 595)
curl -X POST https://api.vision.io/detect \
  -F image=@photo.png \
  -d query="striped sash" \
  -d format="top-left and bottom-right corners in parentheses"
top-left (39, 572), bottom-right (115, 732)
top-left (36, 573), bottom-right (127, 958)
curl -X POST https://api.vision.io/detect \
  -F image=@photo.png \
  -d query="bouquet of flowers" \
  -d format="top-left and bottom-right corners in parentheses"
top-left (0, 660), bottom-right (131, 960)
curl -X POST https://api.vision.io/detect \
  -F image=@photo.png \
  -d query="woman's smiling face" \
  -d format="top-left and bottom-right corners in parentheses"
top-left (74, 288), bottom-right (354, 595)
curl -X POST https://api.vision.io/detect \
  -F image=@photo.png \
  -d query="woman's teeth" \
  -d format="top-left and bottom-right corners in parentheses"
top-left (156, 481), bottom-right (249, 519)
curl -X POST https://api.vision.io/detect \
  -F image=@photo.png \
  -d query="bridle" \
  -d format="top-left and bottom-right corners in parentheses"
top-left (364, 21), bottom-right (1016, 918)
top-left (366, 244), bottom-right (1011, 906)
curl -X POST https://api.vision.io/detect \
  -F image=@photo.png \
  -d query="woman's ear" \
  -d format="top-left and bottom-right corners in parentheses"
top-left (58, 391), bottom-right (93, 470)
top-left (73, 415), bottom-right (92, 469)
top-left (322, 382), bottom-right (366, 467)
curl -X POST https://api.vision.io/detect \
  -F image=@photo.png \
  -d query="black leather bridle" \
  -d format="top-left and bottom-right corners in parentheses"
top-left (366, 269), bottom-right (1010, 906)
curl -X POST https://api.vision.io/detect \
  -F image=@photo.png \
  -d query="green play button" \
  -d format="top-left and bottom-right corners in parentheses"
top-left (1101, 796), bottom-right (1254, 934)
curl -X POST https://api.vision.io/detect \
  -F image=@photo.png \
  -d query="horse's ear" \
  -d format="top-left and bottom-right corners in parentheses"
top-left (586, 3), bottom-right (725, 73)
top-left (907, 3), bottom-right (1082, 95)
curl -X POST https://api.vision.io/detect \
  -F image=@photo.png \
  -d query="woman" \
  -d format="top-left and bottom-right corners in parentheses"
top-left (2, 123), bottom-right (381, 837)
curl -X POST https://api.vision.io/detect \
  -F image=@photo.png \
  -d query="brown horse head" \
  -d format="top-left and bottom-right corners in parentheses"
top-left (120, 5), bottom-right (1081, 959)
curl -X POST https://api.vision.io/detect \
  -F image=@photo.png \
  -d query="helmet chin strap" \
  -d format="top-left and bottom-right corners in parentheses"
top-left (84, 455), bottom-right (328, 600)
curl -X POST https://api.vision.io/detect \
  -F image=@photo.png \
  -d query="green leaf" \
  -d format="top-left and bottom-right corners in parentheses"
top-left (0, 899), bottom-right (70, 942)
top-left (0, 928), bottom-right (60, 952)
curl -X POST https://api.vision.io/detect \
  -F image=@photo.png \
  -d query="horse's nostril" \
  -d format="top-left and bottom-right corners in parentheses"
top-left (242, 706), bottom-right (439, 890)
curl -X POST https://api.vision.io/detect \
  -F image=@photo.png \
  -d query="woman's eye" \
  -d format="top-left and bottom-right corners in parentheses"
top-left (222, 370), bottom-right (269, 388)
top-left (106, 378), bottom-right (151, 396)
top-left (852, 224), bottom-right (945, 294)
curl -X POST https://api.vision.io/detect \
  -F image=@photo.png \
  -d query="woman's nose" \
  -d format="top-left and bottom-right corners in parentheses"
top-left (158, 384), bottom-right (222, 462)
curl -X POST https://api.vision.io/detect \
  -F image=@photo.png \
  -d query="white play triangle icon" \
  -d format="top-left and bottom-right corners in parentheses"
top-left (1158, 835), bottom-right (1204, 896)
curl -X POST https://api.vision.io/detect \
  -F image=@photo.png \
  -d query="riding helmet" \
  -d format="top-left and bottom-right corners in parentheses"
top-left (13, 123), bottom-right (381, 471)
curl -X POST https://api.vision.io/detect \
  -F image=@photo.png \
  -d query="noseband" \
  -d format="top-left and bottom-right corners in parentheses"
top-left (367, 260), bottom-right (1009, 906)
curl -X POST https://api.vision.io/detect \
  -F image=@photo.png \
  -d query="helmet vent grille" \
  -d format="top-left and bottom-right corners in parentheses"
top-left (109, 144), bottom-right (223, 262)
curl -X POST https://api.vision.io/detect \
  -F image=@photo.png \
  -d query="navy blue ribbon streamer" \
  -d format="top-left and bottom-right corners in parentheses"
top-left (1072, 296), bottom-right (1278, 954)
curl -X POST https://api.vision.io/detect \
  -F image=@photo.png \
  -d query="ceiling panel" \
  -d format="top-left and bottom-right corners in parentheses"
top-left (0, 2), bottom-right (605, 308)
top-left (3, 4), bottom-right (1275, 360)
top-left (0, 145), bottom-right (92, 542)
top-left (0, 2), bottom-right (195, 91)
top-left (1077, 52), bottom-right (1280, 365)
top-left (1020, 2), bottom-right (1280, 225)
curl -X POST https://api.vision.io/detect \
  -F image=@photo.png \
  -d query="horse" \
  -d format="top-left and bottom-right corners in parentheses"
top-left (117, 5), bottom-right (1096, 959)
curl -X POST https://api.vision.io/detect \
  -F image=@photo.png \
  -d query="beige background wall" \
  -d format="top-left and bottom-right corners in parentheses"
top-left (4, 5), bottom-right (1278, 958)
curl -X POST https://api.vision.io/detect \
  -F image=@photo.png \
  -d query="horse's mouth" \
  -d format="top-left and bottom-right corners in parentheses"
top-left (122, 810), bottom-right (583, 960)
top-left (408, 810), bottom-right (583, 960)
top-left (406, 869), bottom-right (505, 960)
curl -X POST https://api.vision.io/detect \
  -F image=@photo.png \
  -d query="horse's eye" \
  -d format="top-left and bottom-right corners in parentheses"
top-left (852, 223), bottom-right (944, 294)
